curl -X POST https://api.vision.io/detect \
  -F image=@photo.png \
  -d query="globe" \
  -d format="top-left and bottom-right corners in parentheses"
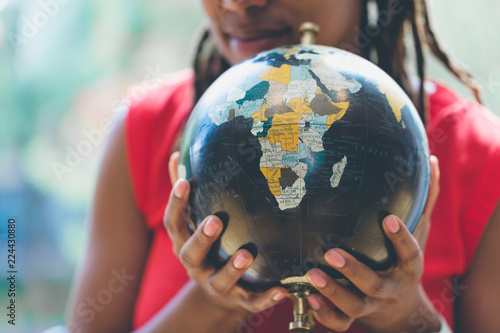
top-left (178, 45), bottom-right (430, 293)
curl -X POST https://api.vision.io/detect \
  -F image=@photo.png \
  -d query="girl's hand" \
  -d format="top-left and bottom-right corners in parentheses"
top-left (163, 152), bottom-right (288, 314)
top-left (305, 156), bottom-right (442, 333)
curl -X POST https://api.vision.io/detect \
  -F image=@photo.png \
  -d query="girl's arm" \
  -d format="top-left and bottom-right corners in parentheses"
top-left (134, 280), bottom-right (250, 333)
top-left (67, 118), bottom-right (151, 332)
top-left (456, 201), bottom-right (500, 332)
top-left (67, 119), bottom-right (246, 333)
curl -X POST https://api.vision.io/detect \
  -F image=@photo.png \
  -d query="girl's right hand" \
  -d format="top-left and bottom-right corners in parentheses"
top-left (163, 152), bottom-right (288, 313)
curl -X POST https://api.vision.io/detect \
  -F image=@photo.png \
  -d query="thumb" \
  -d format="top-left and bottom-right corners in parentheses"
top-left (414, 155), bottom-right (440, 248)
top-left (169, 151), bottom-right (180, 185)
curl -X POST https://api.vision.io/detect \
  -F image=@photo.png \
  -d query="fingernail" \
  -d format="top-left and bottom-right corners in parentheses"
top-left (307, 271), bottom-right (327, 288)
top-left (325, 250), bottom-right (346, 268)
top-left (233, 252), bottom-right (251, 269)
top-left (308, 295), bottom-right (321, 311)
top-left (174, 180), bottom-right (188, 199)
top-left (169, 151), bottom-right (180, 165)
top-left (272, 290), bottom-right (286, 302)
top-left (203, 217), bottom-right (220, 237)
top-left (385, 215), bottom-right (400, 233)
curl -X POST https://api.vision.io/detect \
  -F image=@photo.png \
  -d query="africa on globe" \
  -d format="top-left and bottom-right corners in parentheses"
top-left (178, 45), bottom-right (430, 292)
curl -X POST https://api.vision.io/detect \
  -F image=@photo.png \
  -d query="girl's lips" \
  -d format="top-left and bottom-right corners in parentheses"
top-left (229, 30), bottom-right (291, 59)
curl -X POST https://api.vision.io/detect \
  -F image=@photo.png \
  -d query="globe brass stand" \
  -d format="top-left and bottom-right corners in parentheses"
top-left (289, 290), bottom-right (315, 332)
top-left (286, 22), bottom-right (321, 333)
top-left (299, 22), bottom-right (320, 45)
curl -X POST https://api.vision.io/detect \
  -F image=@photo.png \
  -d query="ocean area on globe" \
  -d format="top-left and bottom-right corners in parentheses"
top-left (178, 45), bottom-right (430, 291)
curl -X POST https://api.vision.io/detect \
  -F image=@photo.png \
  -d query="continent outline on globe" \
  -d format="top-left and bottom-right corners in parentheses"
top-left (178, 45), bottom-right (430, 288)
top-left (202, 46), bottom-right (404, 211)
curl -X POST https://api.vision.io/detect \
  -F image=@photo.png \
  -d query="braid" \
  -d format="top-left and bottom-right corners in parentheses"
top-left (362, 0), bottom-right (483, 124)
top-left (411, 0), bottom-right (427, 124)
top-left (192, 27), bottom-right (231, 104)
top-left (170, 28), bottom-right (231, 153)
top-left (361, 0), bottom-right (425, 122)
top-left (359, 0), bottom-right (370, 60)
top-left (372, 0), bottom-right (408, 88)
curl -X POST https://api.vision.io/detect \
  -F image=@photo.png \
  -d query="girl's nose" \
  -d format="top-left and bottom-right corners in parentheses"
top-left (221, 0), bottom-right (268, 14)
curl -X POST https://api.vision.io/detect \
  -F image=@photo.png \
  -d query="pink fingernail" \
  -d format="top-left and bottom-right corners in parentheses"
top-left (307, 271), bottom-right (327, 288)
top-left (308, 295), bottom-right (321, 311)
top-left (174, 180), bottom-right (188, 199)
top-left (203, 217), bottom-right (220, 237)
top-left (233, 252), bottom-right (250, 269)
top-left (385, 215), bottom-right (400, 233)
top-left (272, 290), bottom-right (286, 302)
top-left (325, 250), bottom-right (346, 268)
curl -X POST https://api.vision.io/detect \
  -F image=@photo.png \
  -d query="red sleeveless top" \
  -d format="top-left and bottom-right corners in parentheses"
top-left (125, 71), bottom-right (500, 332)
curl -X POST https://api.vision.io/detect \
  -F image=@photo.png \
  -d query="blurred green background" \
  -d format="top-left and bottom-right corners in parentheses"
top-left (0, 0), bottom-right (499, 332)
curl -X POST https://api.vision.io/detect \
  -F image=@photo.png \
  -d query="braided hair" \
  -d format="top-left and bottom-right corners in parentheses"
top-left (191, 0), bottom-right (482, 125)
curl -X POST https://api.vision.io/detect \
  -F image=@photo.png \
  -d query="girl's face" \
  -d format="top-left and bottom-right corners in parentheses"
top-left (202, 0), bottom-right (362, 65)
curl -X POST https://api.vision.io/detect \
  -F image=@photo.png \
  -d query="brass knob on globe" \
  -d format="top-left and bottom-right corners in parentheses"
top-left (299, 22), bottom-right (320, 45)
top-left (289, 291), bottom-right (315, 332)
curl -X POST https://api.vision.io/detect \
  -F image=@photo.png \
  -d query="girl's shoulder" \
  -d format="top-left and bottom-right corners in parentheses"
top-left (125, 69), bottom-right (194, 119)
top-left (425, 82), bottom-right (500, 271)
top-left (124, 69), bottom-right (194, 221)
top-left (427, 81), bottom-right (500, 140)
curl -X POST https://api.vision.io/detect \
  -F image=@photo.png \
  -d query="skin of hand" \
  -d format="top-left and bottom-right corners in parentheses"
top-left (304, 156), bottom-right (442, 333)
top-left (164, 151), bottom-right (288, 314)
top-left (167, 150), bottom-right (442, 333)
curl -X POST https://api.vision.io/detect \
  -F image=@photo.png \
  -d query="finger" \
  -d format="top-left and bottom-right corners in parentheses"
top-left (243, 287), bottom-right (288, 313)
top-left (307, 294), bottom-right (355, 332)
top-left (168, 151), bottom-right (180, 186)
top-left (164, 179), bottom-right (192, 256)
top-left (412, 211), bottom-right (431, 250)
top-left (306, 269), bottom-right (371, 319)
top-left (322, 249), bottom-right (390, 299)
top-left (413, 155), bottom-right (440, 246)
top-left (178, 215), bottom-right (223, 270)
top-left (383, 215), bottom-right (423, 277)
top-left (206, 249), bottom-right (254, 298)
top-left (422, 155), bottom-right (440, 220)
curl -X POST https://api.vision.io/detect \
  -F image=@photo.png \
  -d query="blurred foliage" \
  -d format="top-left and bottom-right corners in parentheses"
top-left (0, 0), bottom-right (499, 332)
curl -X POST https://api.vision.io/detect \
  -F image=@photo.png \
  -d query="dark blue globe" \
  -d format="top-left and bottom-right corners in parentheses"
top-left (178, 45), bottom-right (430, 292)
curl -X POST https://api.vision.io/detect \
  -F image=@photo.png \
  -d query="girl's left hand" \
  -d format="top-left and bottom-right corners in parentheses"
top-left (305, 156), bottom-right (442, 333)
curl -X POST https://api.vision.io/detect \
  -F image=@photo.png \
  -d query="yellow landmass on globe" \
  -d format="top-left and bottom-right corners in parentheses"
top-left (288, 97), bottom-right (313, 115)
top-left (252, 103), bottom-right (268, 122)
top-left (327, 101), bottom-right (349, 128)
top-left (377, 85), bottom-right (404, 122)
top-left (260, 167), bottom-right (281, 196)
top-left (283, 49), bottom-right (299, 58)
top-left (265, 123), bottom-right (301, 154)
top-left (260, 64), bottom-right (291, 85)
top-left (265, 111), bottom-right (302, 153)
